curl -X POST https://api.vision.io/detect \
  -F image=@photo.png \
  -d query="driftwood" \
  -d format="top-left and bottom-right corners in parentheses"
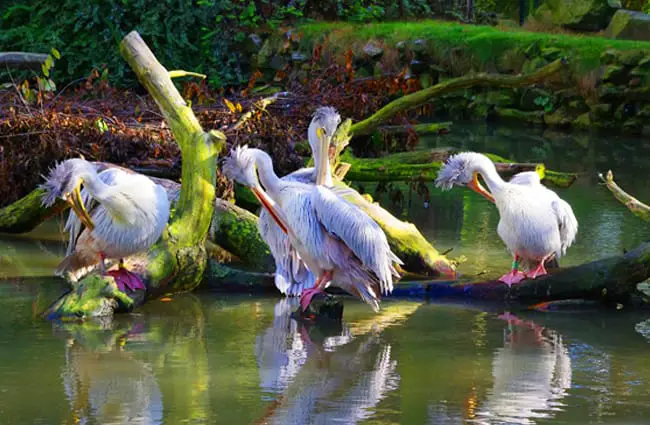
top-left (599, 170), bottom-right (650, 222)
top-left (0, 52), bottom-right (48, 70)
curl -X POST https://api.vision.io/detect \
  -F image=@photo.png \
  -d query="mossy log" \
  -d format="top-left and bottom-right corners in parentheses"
top-left (376, 122), bottom-right (452, 135)
top-left (337, 149), bottom-right (577, 188)
top-left (42, 31), bottom-right (226, 320)
top-left (389, 242), bottom-right (650, 308)
top-left (349, 58), bottom-right (567, 136)
top-left (599, 170), bottom-right (650, 222)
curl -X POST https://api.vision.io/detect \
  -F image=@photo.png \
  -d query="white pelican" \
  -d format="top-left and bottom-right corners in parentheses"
top-left (258, 106), bottom-right (341, 297)
top-left (41, 158), bottom-right (170, 292)
top-left (435, 152), bottom-right (577, 286)
top-left (222, 145), bottom-right (402, 312)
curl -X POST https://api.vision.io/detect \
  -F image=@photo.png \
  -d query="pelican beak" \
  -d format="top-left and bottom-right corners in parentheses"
top-left (64, 181), bottom-right (95, 231)
top-left (251, 186), bottom-right (290, 235)
top-left (315, 127), bottom-right (330, 186)
top-left (468, 172), bottom-right (495, 203)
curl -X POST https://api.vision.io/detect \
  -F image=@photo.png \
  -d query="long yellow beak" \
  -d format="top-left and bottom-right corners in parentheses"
top-left (315, 127), bottom-right (330, 186)
top-left (468, 172), bottom-right (495, 203)
top-left (65, 181), bottom-right (95, 231)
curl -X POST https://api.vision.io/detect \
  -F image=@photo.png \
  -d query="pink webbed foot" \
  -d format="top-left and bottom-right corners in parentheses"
top-left (526, 262), bottom-right (548, 279)
top-left (299, 287), bottom-right (324, 312)
top-left (107, 268), bottom-right (146, 293)
top-left (498, 269), bottom-right (526, 287)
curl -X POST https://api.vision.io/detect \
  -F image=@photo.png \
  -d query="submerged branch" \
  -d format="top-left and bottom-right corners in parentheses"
top-left (599, 170), bottom-right (650, 222)
top-left (350, 58), bottom-right (567, 136)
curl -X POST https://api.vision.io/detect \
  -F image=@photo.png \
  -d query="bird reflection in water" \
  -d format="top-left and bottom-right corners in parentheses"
top-left (254, 298), bottom-right (408, 425)
top-left (56, 317), bottom-right (163, 425)
top-left (471, 312), bottom-right (572, 425)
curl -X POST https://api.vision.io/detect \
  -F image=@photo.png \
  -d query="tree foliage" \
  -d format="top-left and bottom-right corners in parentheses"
top-left (1, 0), bottom-right (500, 89)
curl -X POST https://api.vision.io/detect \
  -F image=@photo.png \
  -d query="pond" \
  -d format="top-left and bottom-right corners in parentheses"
top-left (1, 122), bottom-right (650, 425)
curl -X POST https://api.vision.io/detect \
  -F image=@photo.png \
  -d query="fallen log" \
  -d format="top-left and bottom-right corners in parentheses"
top-left (377, 122), bottom-right (452, 135)
top-left (388, 242), bottom-right (650, 307)
top-left (0, 52), bottom-right (48, 70)
top-left (349, 58), bottom-right (567, 136)
top-left (338, 150), bottom-right (577, 188)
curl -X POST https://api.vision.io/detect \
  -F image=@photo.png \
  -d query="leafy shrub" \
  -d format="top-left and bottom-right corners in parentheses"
top-left (1, 0), bottom-right (501, 89)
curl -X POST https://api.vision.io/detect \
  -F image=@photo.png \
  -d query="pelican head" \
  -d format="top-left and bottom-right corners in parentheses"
top-left (435, 152), bottom-right (495, 202)
top-left (222, 145), bottom-right (259, 189)
top-left (223, 145), bottom-right (291, 235)
top-left (308, 106), bottom-right (341, 186)
top-left (40, 158), bottom-right (96, 230)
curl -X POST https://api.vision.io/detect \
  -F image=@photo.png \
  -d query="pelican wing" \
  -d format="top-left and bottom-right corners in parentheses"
top-left (509, 171), bottom-right (541, 186)
top-left (551, 198), bottom-right (578, 255)
top-left (311, 186), bottom-right (401, 295)
top-left (258, 207), bottom-right (316, 295)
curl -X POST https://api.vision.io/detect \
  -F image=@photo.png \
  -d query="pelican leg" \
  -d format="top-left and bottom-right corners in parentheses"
top-left (98, 252), bottom-right (107, 275)
top-left (299, 270), bottom-right (333, 312)
top-left (498, 255), bottom-right (526, 287)
top-left (526, 255), bottom-right (550, 279)
top-left (107, 258), bottom-right (147, 293)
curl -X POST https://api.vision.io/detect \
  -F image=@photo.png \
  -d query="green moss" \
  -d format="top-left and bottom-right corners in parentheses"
top-left (298, 20), bottom-right (650, 75)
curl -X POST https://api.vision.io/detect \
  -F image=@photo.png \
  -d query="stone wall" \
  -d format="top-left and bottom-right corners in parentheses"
top-left (253, 24), bottom-right (650, 136)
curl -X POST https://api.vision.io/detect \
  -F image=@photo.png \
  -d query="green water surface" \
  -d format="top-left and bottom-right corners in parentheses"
top-left (1, 122), bottom-right (650, 424)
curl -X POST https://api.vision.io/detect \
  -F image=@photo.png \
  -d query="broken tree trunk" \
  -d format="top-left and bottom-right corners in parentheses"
top-left (391, 241), bottom-right (650, 307)
top-left (44, 31), bottom-right (225, 320)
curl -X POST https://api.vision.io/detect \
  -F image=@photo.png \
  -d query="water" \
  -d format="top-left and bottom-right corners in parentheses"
top-left (1, 122), bottom-right (650, 425)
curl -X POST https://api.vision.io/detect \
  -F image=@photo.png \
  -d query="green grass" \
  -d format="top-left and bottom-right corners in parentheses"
top-left (298, 20), bottom-right (650, 73)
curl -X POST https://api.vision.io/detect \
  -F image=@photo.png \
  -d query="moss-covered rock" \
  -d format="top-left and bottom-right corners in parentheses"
top-left (544, 107), bottom-right (573, 127)
top-left (535, 0), bottom-right (617, 31)
top-left (518, 87), bottom-right (554, 111)
top-left (623, 118), bottom-right (644, 134)
top-left (598, 83), bottom-right (625, 102)
top-left (605, 9), bottom-right (650, 41)
top-left (590, 103), bottom-right (613, 118)
top-left (601, 64), bottom-right (628, 84)
top-left (573, 112), bottom-right (592, 129)
top-left (493, 107), bottom-right (545, 124)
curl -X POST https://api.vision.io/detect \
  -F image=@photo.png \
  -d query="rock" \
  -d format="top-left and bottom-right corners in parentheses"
top-left (638, 56), bottom-right (650, 69)
top-left (598, 83), bottom-right (624, 102)
top-left (605, 9), bottom-right (650, 41)
top-left (518, 87), bottom-right (554, 111)
top-left (544, 107), bottom-right (572, 127)
top-left (601, 64), bottom-right (628, 84)
top-left (626, 86), bottom-right (650, 101)
top-left (619, 49), bottom-right (647, 66)
top-left (573, 112), bottom-right (592, 129)
top-left (638, 104), bottom-right (650, 117)
top-left (294, 292), bottom-right (344, 323)
top-left (600, 49), bottom-right (619, 64)
top-left (363, 42), bottom-right (384, 58)
top-left (590, 103), bottom-right (613, 118)
top-left (535, 0), bottom-right (617, 31)
top-left (623, 118), bottom-right (644, 134)
top-left (493, 107), bottom-right (544, 124)
top-left (486, 90), bottom-right (515, 107)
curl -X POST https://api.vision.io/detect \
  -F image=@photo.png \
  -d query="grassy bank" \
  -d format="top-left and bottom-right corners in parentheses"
top-left (298, 20), bottom-right (650, 74)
